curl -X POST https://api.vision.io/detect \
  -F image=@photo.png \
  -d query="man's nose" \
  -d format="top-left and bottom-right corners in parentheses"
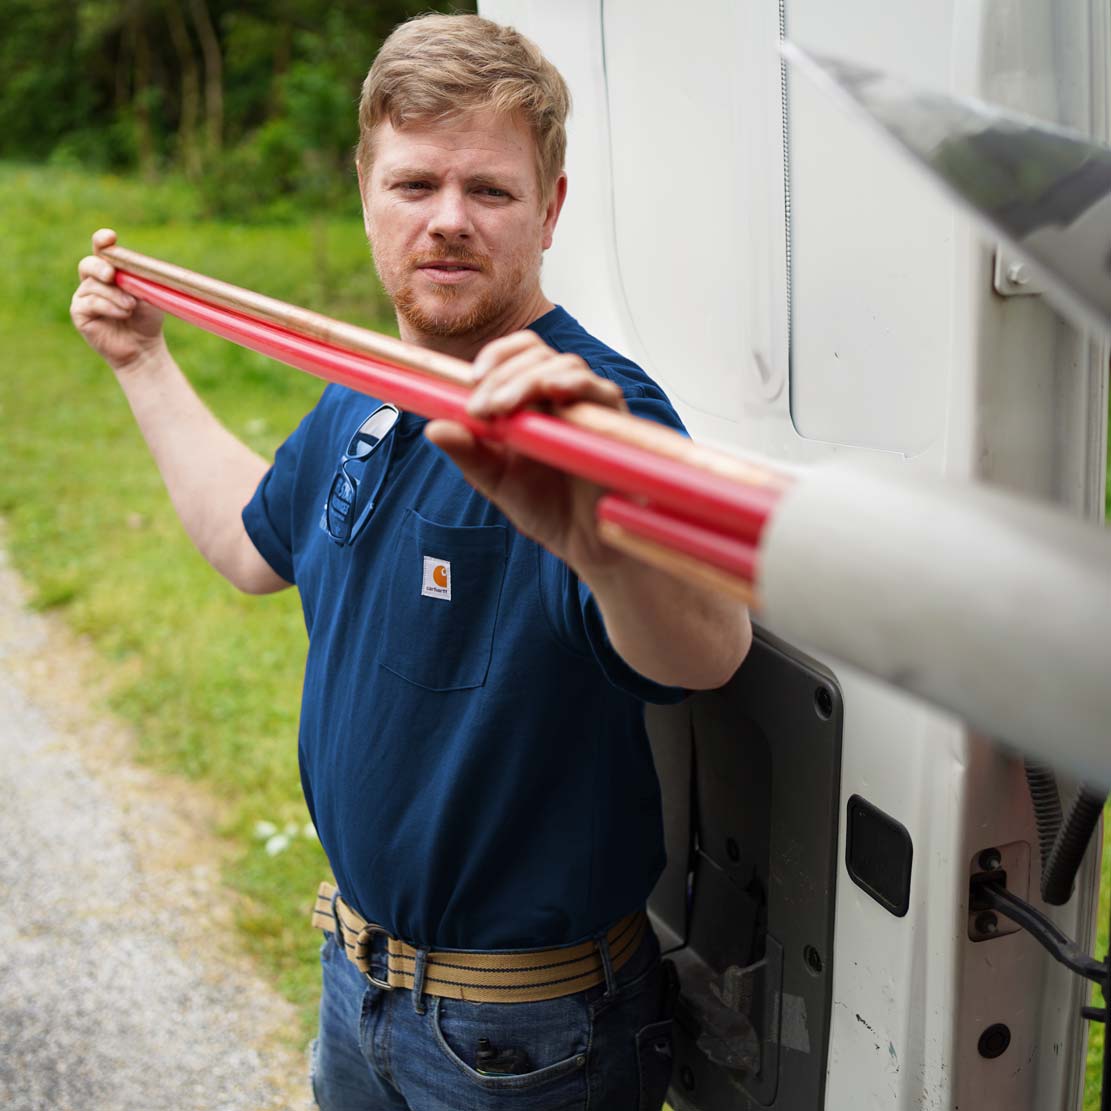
top-left (426, 188), bottom-right (472, 239)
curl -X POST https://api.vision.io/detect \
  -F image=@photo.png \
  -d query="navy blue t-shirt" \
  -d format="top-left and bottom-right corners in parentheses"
top-left (243, 306), bottom-right (687, 949)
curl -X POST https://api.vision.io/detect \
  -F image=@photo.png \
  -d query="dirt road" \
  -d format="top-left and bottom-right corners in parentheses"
top-left (0, 542), bottom-right (311, 1111)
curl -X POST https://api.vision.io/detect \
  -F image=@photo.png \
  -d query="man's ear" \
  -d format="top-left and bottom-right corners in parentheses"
top-left (541, 172), bottom-right (568, 251)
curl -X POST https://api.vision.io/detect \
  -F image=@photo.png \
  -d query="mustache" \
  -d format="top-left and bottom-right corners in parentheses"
top-left (407, 246), bottom-right (490, 271)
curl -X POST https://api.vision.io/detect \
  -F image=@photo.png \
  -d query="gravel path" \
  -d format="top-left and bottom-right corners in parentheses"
top-left (0, 542), bottom-right (312, 1111)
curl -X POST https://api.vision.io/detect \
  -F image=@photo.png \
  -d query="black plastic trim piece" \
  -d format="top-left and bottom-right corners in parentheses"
top-left (845, 795), bottom-right (913, 918)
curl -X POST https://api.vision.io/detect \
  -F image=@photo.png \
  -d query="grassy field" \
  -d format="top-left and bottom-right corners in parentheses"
top-left (1088, 875), bottom-right (1110, 1107)
top-left (1, 162), bottom-right (1109, 1094)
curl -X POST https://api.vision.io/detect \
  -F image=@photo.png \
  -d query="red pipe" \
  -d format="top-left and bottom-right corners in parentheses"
top-left (118, 271), bottom-right (780, 544)
top-left (596, 495), bottom-right (758, 583)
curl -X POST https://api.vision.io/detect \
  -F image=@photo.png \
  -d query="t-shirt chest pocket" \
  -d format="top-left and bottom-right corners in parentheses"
top-left (377, 509), bottom-right (508, 691)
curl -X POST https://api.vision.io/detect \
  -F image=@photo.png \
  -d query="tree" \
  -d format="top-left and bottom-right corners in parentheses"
top-left (0, 0), bottom-right (475, 211)
top-left (189, 0), bottom-right (223, 158)
top-left (164, 0), bottom-right (202, 177)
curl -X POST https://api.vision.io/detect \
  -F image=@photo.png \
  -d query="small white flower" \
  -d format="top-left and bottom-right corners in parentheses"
top-left (303, 822), bottom-right (319, 841)
top-left (254, 820), bottom-right (278, 840)
top-left (284, 822), bottom-right (300, 837)
top-left (265, 833), bottom-right (291, 856)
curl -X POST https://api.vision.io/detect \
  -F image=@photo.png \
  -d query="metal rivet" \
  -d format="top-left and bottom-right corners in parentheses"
top-left (1006, 262), bottom-right (1029, 286)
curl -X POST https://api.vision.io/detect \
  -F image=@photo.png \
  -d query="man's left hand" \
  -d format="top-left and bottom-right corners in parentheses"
top-left (424, 330), bottom-right (624, 575)
top-left (425, 329), bottom-right (752, 690)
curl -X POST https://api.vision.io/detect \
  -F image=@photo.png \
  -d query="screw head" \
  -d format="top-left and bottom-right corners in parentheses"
top-left (978, 847), bottom-right (1002, 872)
top-left (814, 686), bottom-right (834, 720)
top-left (975, 911), bottom-right (999, 937)
top-left (1006, 262), bottom-right (1029, 286)
top-left (978, 1023), bottom-right (1011, 1059)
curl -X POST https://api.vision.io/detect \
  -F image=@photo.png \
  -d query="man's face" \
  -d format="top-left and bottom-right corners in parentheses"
top-left (360, 109), bottom-right (565, 346)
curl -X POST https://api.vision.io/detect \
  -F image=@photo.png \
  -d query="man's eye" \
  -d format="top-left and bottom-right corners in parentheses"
top-left (477, 186), bottom-right (509, 198)
top-left (399, 181), bottom-right (431, 192)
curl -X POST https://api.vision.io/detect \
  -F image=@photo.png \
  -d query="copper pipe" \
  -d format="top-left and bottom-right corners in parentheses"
top-left (97, 243), bottom-right (791, 498)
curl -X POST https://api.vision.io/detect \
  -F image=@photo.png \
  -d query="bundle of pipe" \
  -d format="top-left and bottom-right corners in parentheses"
top-left (99, 244), bottom-right (1111, 783)
top-left (99, 243), bottom-right (783, 608)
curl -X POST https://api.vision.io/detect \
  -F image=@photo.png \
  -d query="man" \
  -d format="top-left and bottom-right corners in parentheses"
top-left (71, 13), bottom-right (750, 1109)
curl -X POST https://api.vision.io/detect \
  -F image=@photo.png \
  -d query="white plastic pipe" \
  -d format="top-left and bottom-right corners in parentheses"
top-left (758, 463), bottom-right (1111, 784)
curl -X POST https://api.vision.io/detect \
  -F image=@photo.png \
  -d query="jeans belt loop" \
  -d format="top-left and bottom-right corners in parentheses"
top-left (596, 929), bottom-right (619, 1000)
top-left (411, 948), bottom-right (429, 1015)
top-left (329, 890), bottom-right (346, 952)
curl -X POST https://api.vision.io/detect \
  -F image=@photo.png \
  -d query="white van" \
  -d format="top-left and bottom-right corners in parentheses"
top-left (479, 2), bottom-right (1111, 1107)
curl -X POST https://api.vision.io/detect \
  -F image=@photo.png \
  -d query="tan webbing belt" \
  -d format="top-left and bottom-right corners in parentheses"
top-left (311, 881), bottom-right (647, 1004)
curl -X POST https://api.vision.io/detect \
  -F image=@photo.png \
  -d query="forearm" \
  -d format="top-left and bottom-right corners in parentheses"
top-left (581, 554), bottom-right (752, 690)
top-left (115, 344), bottom-right (286, 593)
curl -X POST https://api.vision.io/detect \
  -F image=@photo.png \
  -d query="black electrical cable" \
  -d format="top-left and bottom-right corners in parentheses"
top-left (1041, 785), bottom-right (1107, 906)
top-left (978, 882), bottom-right (1104, 981)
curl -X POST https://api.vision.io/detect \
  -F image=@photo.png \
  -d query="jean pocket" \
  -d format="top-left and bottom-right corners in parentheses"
top-left (377, 509), bottom-right (508, 691)
top-left (429, 995), bottom-right (590, 1101)
top-left (635, 1018), bottom-right (675, 1111)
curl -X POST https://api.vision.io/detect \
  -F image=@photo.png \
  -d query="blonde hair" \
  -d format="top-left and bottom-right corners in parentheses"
top-left (357, 13), bottom-right (571, 199)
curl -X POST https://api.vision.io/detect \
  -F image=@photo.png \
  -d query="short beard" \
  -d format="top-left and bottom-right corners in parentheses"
top-left (382, 244), bottom-right (536, 340)
top-left (393, 280), bottom-right (506, 339)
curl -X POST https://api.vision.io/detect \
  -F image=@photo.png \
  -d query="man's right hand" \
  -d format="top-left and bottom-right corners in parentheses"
top-left (68, 228), bottom-right (288, 595)
top-left (70, 228), bottom-right (167, 373)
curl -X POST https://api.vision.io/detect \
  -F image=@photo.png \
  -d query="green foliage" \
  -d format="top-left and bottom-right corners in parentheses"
top-left (0, 162), bottom-right (394, 1036)
top-left (199, 118), bottom-right (317, 219)
top-left (0, 0), bottom-right (475, 218)
top-left (0, 2), bottom-right (85, 159)
top-left (1085, 802), bottom-right (1111, 1110)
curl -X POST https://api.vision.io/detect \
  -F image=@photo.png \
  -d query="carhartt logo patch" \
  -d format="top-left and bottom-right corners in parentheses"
top-left (421, 556), bottom-right (452, 600)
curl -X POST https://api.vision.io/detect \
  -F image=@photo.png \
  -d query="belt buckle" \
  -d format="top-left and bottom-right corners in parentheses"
top-left (355, 922), bottom-right (394, 990)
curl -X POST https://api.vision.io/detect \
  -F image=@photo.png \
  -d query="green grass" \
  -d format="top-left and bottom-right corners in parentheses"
top-left (1087, 353), bottom-right (1111, 1107)
top-left (0, 162), bottom-right (394, 1038)
top-left (1086, 856), bottom-right (1109, 1108)
top-left (1, 162), bottom-right (1110, 1086)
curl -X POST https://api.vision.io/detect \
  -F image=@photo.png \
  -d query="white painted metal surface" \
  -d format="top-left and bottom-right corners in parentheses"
top-left (787, 1), bottom-right (959, 458)
top-left (482, 2), bottom-right (1109, 1108)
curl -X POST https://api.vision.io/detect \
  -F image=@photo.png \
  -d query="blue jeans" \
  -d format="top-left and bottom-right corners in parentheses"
top-left (310, 917), bottom-right (676, 1110)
